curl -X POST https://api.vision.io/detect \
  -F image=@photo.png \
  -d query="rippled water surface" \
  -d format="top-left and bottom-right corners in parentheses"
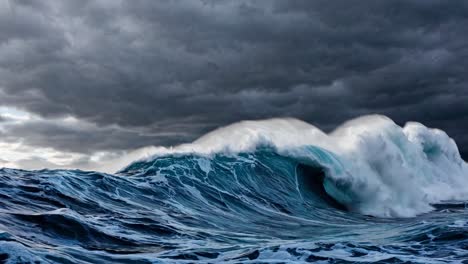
top-left (1, 149), bottom-right (468, 263)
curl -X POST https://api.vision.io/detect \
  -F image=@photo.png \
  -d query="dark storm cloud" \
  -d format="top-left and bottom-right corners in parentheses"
top-left (1, 0), bottom-right (468, 158)
top-left (0, 118), bottom-right (194, 154)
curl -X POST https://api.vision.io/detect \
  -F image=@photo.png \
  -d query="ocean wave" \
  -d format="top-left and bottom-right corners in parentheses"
top-left (1, 115), bottom-right (467, 263)
top-left (122, 115), bottom-right (468, 218)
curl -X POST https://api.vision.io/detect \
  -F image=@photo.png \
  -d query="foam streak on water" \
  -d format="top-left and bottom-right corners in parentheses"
top-left (0, 115), bottom-right (467, 263)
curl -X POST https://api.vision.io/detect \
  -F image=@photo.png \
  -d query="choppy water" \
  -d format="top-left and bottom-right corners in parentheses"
top-left (1, 116), bottom-right (468, 263)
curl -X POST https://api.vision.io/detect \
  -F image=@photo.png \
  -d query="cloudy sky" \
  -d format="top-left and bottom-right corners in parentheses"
top-left (1, 0), bottom-right (467, 172)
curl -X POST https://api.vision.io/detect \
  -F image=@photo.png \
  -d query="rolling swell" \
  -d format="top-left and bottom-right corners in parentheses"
top-left (0, 115), bottom-right (468, 263)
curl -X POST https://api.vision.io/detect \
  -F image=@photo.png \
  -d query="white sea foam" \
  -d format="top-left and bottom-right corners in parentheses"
top-left (123, 115), bottom-right (468, 217)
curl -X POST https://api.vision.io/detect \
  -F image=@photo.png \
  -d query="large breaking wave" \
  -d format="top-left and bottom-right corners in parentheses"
top-left (124, 115), bottom-right (468, 217)
top-left (1, 115), bottom-right (468, 263)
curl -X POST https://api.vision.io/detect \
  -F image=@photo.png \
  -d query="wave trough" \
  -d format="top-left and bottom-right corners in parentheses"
top-left (1, 115), bottom-right (467, 263)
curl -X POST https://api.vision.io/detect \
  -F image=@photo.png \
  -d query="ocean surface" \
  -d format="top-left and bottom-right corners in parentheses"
top-left (1, 115), bottom-right (468, 263)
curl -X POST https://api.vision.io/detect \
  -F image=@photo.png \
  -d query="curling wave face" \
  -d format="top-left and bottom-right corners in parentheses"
top-left (0, 115), bottom-right (468, 263)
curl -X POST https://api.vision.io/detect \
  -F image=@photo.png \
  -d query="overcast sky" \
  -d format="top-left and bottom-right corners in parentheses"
top-left (1, 0), bottom-right (467, 171)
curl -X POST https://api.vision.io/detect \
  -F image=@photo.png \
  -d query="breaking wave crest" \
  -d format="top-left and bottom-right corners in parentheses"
top-left (123, 115), bottom-right (468, 218)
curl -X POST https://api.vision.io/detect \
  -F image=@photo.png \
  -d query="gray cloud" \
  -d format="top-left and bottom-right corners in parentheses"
top-left (0, 0), bottom-right (467, 160)
top-left (0, 117), bottom-right (196, 154)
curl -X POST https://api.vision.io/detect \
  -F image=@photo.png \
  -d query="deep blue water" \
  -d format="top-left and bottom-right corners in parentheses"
top-left (0, 148), bottom-right (467, 263)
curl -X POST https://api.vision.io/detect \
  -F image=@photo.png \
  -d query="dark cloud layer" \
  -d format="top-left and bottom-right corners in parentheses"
top-left (1, 0), bottom-right (467, 159)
